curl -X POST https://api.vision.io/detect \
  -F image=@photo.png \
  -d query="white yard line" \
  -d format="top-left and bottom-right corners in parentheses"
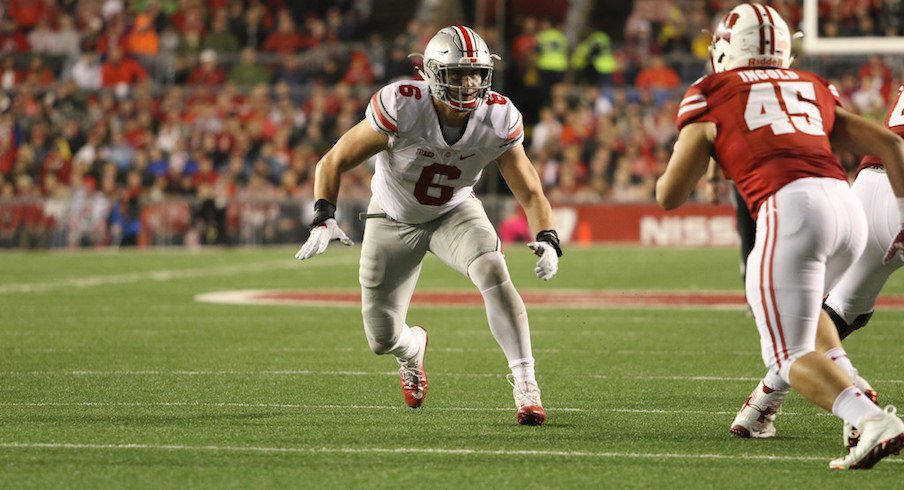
top-left (1, 370), bottom-right (902, 384)
top-left (0, 256), bottom-right (355, 295)
top-left (0, 401), bottom-right (747, 415)
top-left (0, 442), bottom-right (897, 464)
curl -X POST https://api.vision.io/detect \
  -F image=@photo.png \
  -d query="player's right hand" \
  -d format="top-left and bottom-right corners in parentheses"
top-left (882, 227), bottom-right (904, 264)
top-left (294, 218), bottom-right (353, 260)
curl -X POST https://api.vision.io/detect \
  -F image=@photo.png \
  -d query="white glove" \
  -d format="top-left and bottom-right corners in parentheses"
top-left (527, 241), bottom-right (558, 281)
top-left (294, 218), bottom-right (353, 260)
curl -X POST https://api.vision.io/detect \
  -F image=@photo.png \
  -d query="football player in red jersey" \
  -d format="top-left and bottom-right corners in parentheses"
top-left (656, 3), bottom-right (904, 469)
top-left (293, 26), bottom-right (559, 425)
top-left (736, 85), bottom-right (904, 453)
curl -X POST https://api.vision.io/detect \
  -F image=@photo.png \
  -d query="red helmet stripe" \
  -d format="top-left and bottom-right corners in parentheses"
top-left (749, 3), bottom-right (766, 55)
top-left (761, 5), bottom-right (777, 55)
top-left (453, 25), bottom-right (475, 56)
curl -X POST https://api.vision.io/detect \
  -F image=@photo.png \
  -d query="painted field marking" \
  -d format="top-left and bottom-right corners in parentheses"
top-left (1, 442), bottom-right (900, 464)
top-left (0, 401), bottom-right (743, 415)
top-left (1, 370), bottom-right (901, 385)
top-left (195, 289), bottom-right (904, 310)
top-left (0, 256), bottom-right (355, 295)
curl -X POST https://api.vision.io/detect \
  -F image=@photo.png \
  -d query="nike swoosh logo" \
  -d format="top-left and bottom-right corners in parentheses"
top-left (459, 154), bottom-right (475, 160)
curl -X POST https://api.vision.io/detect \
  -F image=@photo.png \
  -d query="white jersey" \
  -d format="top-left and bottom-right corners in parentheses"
top-left (365, 80), bottom-right (524, 224)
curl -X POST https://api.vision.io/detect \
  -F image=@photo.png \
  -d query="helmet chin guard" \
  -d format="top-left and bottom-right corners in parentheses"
top-left (709, 3), bottom-right (794, 73)
top-left (411, 25), bottom-right (499, 111)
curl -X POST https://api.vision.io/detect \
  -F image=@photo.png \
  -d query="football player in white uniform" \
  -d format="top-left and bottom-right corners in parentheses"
top-left (294, 26), bottom-right (561, 426)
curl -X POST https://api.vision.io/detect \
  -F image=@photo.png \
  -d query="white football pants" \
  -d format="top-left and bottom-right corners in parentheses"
top-left (746, 178), bottom-right (867, 379)
top-left (359, 197), bottom-right (505, 353)
top-left (825, 168), bottom-right (904, 322)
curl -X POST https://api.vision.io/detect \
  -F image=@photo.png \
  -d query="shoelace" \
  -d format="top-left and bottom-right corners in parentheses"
top-left (507, 374), bottom-right (541, 406)
top-left (398, 360), bottom-right (424, 388)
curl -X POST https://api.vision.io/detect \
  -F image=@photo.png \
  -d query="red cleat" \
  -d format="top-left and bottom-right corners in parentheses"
top-left (398, 326), bottom-right (428, 408)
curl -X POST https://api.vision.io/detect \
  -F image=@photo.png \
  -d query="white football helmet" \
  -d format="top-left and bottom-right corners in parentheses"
top-left (710, 3), bottom-right (793, 73)
top-left (411, 26), bottom-right (499, 111)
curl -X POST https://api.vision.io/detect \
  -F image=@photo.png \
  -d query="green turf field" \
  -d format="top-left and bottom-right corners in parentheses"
top-left (1, 245), bottom-right (903, 488)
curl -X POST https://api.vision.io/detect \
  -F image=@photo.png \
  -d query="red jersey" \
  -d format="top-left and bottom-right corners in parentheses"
top-left (678, 68), bottom-right (847, 215)
top-left (858, 85), bottom-right (904, 174)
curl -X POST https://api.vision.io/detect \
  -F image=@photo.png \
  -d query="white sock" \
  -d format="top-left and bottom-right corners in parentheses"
top-left (509, 358), bottom-right (537, 385)
top-left (832, 386), bottom-right (886, 427)
top-left (469, 253), bottom-right (534, 376)
top-left (763, 370), bottom-right (791, 392)
top-left (824, 347), bottom-right (856, 381)
top-left (388, 324), bottom-right (419, 361)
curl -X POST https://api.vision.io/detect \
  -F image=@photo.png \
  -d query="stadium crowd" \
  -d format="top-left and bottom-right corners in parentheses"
top-left (0, 0), bottom-right (902, 248)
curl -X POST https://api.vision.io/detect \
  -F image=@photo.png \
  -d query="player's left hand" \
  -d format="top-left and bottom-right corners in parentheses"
top-left (294, 218), bottom-right (353, 260)
top-left (528, 241), bottom-right (558, 280)
top-left (882, 227), bottom-right (904, 264)
top-left (527, 230), bottom-right (563, 281)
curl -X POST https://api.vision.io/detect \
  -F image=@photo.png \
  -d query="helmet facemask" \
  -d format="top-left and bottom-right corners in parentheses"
top-left (426, 61), bottom-right (493, 110)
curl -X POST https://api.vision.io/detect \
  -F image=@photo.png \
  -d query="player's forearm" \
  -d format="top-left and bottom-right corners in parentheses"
top-left (520, 193), bottom-right (556, 235)
top-left (312, 157), bottom-right (343, 204)
top-left (876, 137), bottom-right (904, 199)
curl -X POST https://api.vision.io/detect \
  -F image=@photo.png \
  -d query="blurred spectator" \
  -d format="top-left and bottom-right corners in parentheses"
top-left (634, 55), bottom-right (681, 92)
top-left (858, 55), bottom-right (894, 102)
top-left (188, 49), bottom-right (226, 86)
top-left (0, 57), bottom-right (19, 90)
top-left (229, 47), bottom-right (270, 87)
top-left (364, 33), bottom-right (387, 82)
top-left (272, 54), bottom-right (309, 86)
top-left (850, 77), bottom-right (886, 120)
top-left (125, 12), bottom-right (160, 57)
top-left (383, 40), bottom-right (415, 81)
top-left (21, 56), bottom-right (53, 87)
top-left (8, 0), bottom-right (53, 31)
top-left (342, 50), bottom-right (375, 86)
top-left (535, 20), bottom-right (568, 94)
top-left (69, 51), bottom-right (103, 90)
top-left (102, 46), bottom-right (148, 89)
top-left (325, 6), bottom-right (355, 41)
top-left (571, 28), bottom-right (617, 86)
top-left (0, 23), bottom-right (29, 54)
top-left (262, 12), bottom-right (308, 54)
top-left (26, 17), bottom-right (56, 53)
top-left (530, 107), bottom-right (562, 156)
top-left (230, 0), bottom-right (271, 49)
top-left (202, 10), bottom-right (240, 53)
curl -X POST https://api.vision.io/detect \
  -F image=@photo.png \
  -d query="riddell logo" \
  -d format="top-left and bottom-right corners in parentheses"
top-left (747, 59), bottom-right (781, 67)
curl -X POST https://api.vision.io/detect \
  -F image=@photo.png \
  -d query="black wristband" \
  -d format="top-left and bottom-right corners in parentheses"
top-left (536, 229), bottom-right (563, 257)
top-left (311, 199), bottom-right (337, 227)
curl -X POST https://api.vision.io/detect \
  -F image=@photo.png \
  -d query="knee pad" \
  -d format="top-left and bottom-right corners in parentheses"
top-left (361, 291), bottom-right (401, 355)
top-left (823, 303), bottom-right (873, 340)
top-left (468, 251), bottom-right (511, 292)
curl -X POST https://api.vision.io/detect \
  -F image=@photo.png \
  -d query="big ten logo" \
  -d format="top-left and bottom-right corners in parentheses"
top-left (417, 148), bottom-right (435, 158)
top-left (640, 216), bottom-right (739, 246)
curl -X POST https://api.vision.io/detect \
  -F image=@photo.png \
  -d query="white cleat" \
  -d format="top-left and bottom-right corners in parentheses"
top-left (507, 374), bottom-right (546, 426)
top-left (729, 380), bottom-right (787, 438)
top-left (830, 406), bottom-right (904, 470)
